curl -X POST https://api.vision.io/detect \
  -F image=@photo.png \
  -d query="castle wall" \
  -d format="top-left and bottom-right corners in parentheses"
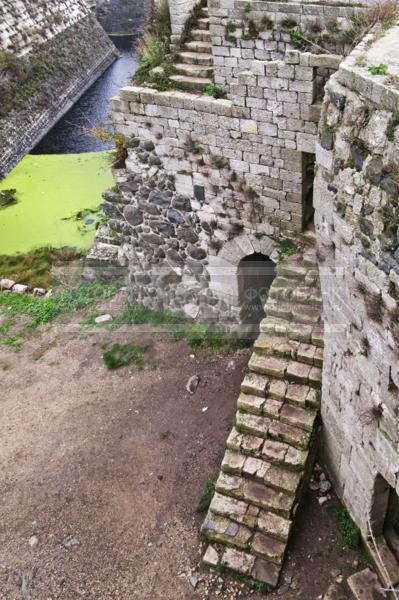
top-left (90, 47), bottom-right (339, 325)
top-left (96, 0), bottom-right (152, 35)
top-left (314, 25), bottom-right (399, 535)
top-left (209, 0), bottom-right (366, 90)
top-left (0, 2), bottom-right (116, 176)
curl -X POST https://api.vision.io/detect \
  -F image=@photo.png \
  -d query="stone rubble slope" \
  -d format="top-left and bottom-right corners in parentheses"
top-left (201, 242), bottom-right (323, 588)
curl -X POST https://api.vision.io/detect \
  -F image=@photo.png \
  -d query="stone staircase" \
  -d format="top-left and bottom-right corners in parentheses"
top-left (170, 6), bottom-right (214, 93)
top-left (201, 246), bottom-right (323, 588)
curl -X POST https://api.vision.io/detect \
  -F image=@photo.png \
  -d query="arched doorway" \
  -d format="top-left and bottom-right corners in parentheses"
top-left (237, 253), bottom-right (276, 329)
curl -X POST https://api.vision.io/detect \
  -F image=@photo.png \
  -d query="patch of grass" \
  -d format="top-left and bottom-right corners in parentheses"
top-left (103, 342), bottom-right (147, 370)
top-left (196, 481), bottom-right (215, 513)
top-left (386, 111), bottom-right (399, 141)
top-left (254, 581), bottom-right (272, 594)
top-left (186, 325), bottom-right (251, 352)
top-left (110, 305), bottom-right (185, 329)
top-left (279, 239), bottom-right (300, 260)
top-left (290, 29), bottom-right (308, 50)
top-left (0, 246), bottom-right (83, 290)
top-left (368, 63), bottom-right (388, 75)
top-left (0, 281), bottom-right (122, 347)
top-left (327, 506), bottom-right (362, 549)
top-left (1, 363), bottom-right (10, 371)
top-left (213, 156), bottom-right (229, 169)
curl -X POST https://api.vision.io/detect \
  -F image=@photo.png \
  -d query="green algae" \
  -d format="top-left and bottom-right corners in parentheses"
top-left (0, 152), bottom-right (113, 256)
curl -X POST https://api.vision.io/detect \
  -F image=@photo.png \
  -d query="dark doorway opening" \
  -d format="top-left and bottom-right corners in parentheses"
top-left (237, 253), bottom-right (276, 330)
top-left (302, 152), bottom-right (315, 229)
top-left (370, 474), bottom-right (399, 563)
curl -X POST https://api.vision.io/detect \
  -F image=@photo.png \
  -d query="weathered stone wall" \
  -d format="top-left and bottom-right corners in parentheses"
top-left (169, 0), bottom-right (198, 38)
top-left (0, 7), bottom-right (116, 176)
top-left (95, 46), bottom-right (339, 325)
top-left (209, 0), bottom-right (366, 90)
top-left (96, 0), bottom-right (152, 35)
top-left (314, 25), bottom-right (399, 536)
top-left (0, 0), bottom-right (89, 56)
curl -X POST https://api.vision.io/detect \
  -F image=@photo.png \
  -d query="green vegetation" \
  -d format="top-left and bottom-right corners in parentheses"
top-left (203, 84), bottom-right (225, 99)
top-left (279, 239), bottom-right (300, 260)
top-left (185, 324), bottom-right (251, 352)
top-left (386, 111), bottom-right (399, 141)
top-left (134, 0), bottom-right (172, 86)
top-left (242, 19), bottom-right (259, 40)
top-left (0, 189), bottom-right (17, 209)
top-left (290, 29), bottom-right (307, 50)
top-left (0, 153), bottom-right (113, 256)
top-left (109, 305), bottom-right (185, 329)
top-left (0, 282), bottom-right (121, 350)
top-left (89, 129), bottom-right (128, 169)
top-left (0, 247), bottom-right (83, 290)
top-left (196, 481), bottom-right (215, 513)
top-left (254, 581), bottom-right (272, 595)
top-left (327, 506), bottom-right (362, 549)
top-left (213, 156), bottom-right (229, 169)
top-left (368, 63), bottom-right (388, 75)
top-left (103, 342), bottom-right (147, 370)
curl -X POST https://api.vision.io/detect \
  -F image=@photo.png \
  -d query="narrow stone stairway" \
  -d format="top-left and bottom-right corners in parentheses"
top-left (201, 245), bottom-right (323, 589)
top-left (170, 6), bottom-right (214, 92)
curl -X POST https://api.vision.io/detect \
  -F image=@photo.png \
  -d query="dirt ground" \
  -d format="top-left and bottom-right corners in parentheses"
top-left (0, 292), bottom-right (364, 600)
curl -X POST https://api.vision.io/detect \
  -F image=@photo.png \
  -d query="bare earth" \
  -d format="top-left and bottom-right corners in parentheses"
top-left (0, 293), bottom-right (363, 600)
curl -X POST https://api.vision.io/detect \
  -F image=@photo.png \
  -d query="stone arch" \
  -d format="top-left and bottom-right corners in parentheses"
top-left (206, 233), bottom-right (277, 326)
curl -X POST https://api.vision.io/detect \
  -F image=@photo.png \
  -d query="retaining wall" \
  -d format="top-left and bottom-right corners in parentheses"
top-left (0, 6), bottom-right (116, 176)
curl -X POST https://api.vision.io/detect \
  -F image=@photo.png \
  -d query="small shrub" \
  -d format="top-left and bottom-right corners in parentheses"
top-left (281, 17), bottom-right (298, 29)
top-left (242, 19), bottom-right (259, 39)
top-left (213, 155), bottom-right (229, 169)
top-left (290, 29), bottom-right (308, 50)
top-left (368, 63), bottom-right (388, 75)
top-left (196, 481), bottom-right (215, 513)
top-left (386, 111), bottom-right (399, 141)
top-left (254, 581), bottom-right (272, 595)
top-left (327, 506), bottom-right (361, 550)
top-left (90, 128), bottom-right (127, 169)
top-left (261, 15), bottom-right (274, 30)
top-left (226, 21), bottom-right (237, 33)
top-left (103, 342), bottom-right (147, 370)
top-left (203, 84), bottom-right (224, 99)
top-left (279, 239), bottom-right (299, 260)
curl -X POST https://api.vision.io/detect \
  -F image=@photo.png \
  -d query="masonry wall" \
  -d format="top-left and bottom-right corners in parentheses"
top-left (96, 0), bottom-right (152, 35)
top-left (169, 0), bottom-right (198, 38)
top-left (209, 0), bottom-right (366, 90)
top-left (0, 1), bottom-right (116, 176)
top-left (314, 26), bottom-right (399, 535)
top-left (88, 45), bottom-right (339, 325)
top-left (0, 0), bottom-right (89, 56)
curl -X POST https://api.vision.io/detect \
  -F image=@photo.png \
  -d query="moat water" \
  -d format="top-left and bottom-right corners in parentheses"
top-left (0, 36), bottom-right (137, 255)
top-left (33, 35), bottom-right (139, 154)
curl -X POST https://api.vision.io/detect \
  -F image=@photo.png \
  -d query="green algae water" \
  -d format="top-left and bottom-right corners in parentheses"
top-left (0, 153), bottom-right (113, 256)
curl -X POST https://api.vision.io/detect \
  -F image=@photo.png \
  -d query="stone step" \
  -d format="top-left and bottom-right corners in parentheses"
top-left (270, 285), bottom-right (322, 307)
top-left (240, 376), bottom-right (320, 410)
top-left (222, 449), bottom-right (302, 496)
top-left (184, 40), bottom-right (212, 53)
top-left (236, 411), bottom-right (311, 450)
top-left (251, 532), bottom-right (286, 564)
top-left (248, 353), bottom-right (322, 389)
top-left (169, 74), bottom-right (212, 92)
top-left (178, 51), bottom-right (214, 65)
top-left (215, 546), bottom-right (281, 588)
top-left (197, 17), bottom-right (210, 29)
top-left (226, 427), bottom-right (308, 471)
top-left (260, 317), bottom-right (324, 348)
top-left (253, 335), bottom-right (323, 366)
top-left (216, 472), bottom-right (295, 519)
top-left (201, 510), bottom-right (253, 550)
top-left (278, 262), bottom-right (308, 280)
top-left (347, 568), bottom-right (386, 600)
top-left (266, 300), bottom-right (322, 325)
top-left (190, 28), bottom-right (211, 41)
top-left (365, 536), bottom-right (399, 587)
top-left (208, 491), bottom-right (292, 543)
top-left (174, 63), bottom-right (214, 78)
